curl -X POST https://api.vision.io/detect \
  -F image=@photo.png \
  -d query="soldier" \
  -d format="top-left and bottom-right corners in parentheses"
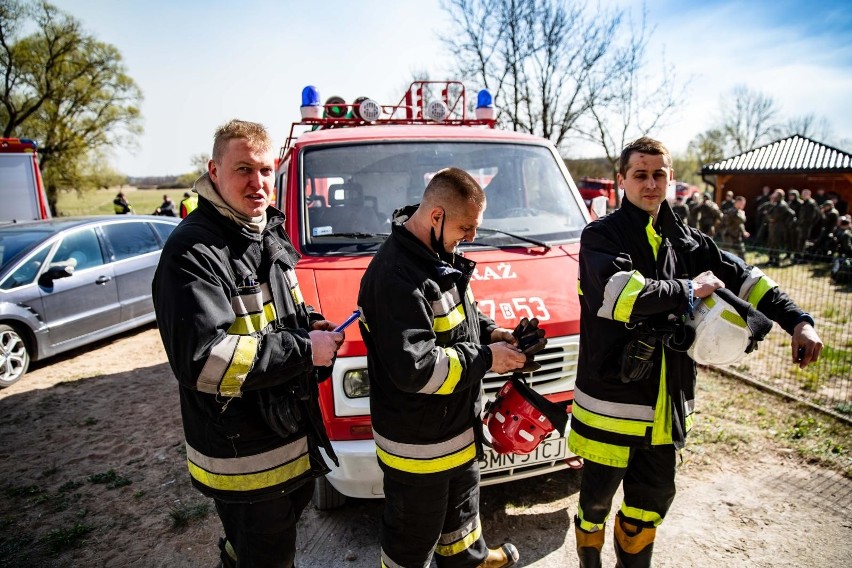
top-left (753, 185), bottom-right (772, 245)
top-left (720, 196), bottom-right (749, 259)
top-left (671, 195), bottom-right (690, 224)
top-left (766, 189), bottom-right (796, 266)
top-left (795, 189), bottom-right (821, 262)
top-left (812, 200), bottom-right (840, 257)
top-left (836, 216), bottom-right (852, 257)
top-left (720, 190), bottom-right (735, 212)
top-left (696, 194), bottom-right (722, 237)
top-left (685, 192), bottom-right (702, 228)
top-left (788, 189), bottom-right (802, 217)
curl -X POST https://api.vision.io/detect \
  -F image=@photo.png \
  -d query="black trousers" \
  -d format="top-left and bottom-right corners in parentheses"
top-left (578, 445), bottom-right (677, 530)
top-left (381, 462), bottom-right (488, 568)
top-left (214, 480), bottom-right (314, 568)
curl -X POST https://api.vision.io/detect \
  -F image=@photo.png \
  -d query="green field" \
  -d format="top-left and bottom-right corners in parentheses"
top-left (55, 187), bottom-right (185, 217)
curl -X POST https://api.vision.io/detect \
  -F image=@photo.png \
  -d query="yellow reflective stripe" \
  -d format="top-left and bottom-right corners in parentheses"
top-left (745, 273), bottom-right (778, 307)
top-left (434, 304), bottom-right (466, 333)
top-left (577, 503), bottom-right (608, 532)
top-left (568, 429), bottom-right (630, 468)
top-left (651, 350), bottom-right (673, 445)
top-left (571, 403), bottom-right (651, 437)
top-left (219, 336), bottom-right (257, 397)
top-left (645, 217), bottom-right (661, 260)
top-left (434, 348), bottom-right (462, 395)
top-left (228, 302), bottom-right (277, 335)
top-left (720, 309), bottom-right (746, 328)
top-left (614, 271), bottom-right (646, 323)
top-left (577, 280), bottom-right (583, 295)
top-left (376, 442), bottom-right (476, 474)
top-left (186, 454), bottom-right (310, 492)
top-left (685, 411), bottom-right (695, 433)
top-left (435, 521), bottom-right (482, 557)
top-left (620, 503), bottom-right (664, 527)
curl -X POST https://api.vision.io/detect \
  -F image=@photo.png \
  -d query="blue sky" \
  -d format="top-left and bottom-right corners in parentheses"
top-left (45, 0), bottom-right (852, 177)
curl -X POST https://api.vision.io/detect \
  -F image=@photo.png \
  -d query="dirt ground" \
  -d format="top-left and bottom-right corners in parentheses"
top-left (1, 324), bottom-right (850, 567)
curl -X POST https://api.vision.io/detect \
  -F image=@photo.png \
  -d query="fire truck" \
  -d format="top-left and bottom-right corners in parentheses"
top-left (276, 81), bottom-right (587, 509)
top-left (0, 138), bottom-right (50, 223)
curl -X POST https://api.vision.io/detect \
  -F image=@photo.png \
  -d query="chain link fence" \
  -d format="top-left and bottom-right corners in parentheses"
top-left (715, 243), bottom-right (852, 422)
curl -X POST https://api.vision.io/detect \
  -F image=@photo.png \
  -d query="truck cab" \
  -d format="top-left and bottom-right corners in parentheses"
top-left (0, 138), bottom-right (50, 223)
top-left (276, 81), bottom-right (588, 508)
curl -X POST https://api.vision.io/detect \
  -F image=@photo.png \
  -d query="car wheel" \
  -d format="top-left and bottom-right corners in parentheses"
top-left (312, 475), bottom-right (346, 510)
top-left (0, 324), bottom-right (30, 388)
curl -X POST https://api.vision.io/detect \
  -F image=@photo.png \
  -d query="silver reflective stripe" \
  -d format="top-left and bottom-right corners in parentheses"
top-left (185, 436), bottom-right (308, 475)
top-left (597, 270), bottom-right (636, 320)
top-left (381, 549), bottom-right (426, 568)
top-left (738, 266), bottom-right (765, 301)
top-left (439, 516), bottom-right (480, 545)
top-left (417, 347), bottom-right (450, 394)
top-left (283, 268), bottom-right (304, 304)
top-left (196, 335), bottom-right (240, 394)
top-left (685, 398), bottom-right (695, 415)
top-left (432, 287), bottom-right (462, 317)
top-left (373, 428), bottom-right (475, 460)
top-left (573, 385), bottom-right (655, 421)
top-left (231, 282), bottom-right (272, 315)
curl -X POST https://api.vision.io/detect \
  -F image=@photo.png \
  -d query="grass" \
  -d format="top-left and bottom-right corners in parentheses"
top-left (87, 469), bottom-right (132, 489)
top-left (40, 523), bottom-right (94, 554)
top-left (55, 186), bottom-right (179, 217)
top-left (168, 501), bottom-right (211, 529)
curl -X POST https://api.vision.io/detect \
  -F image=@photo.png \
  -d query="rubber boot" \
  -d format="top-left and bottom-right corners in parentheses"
top-left (574, 516), bottom-right (604, 568)
top-left (613, 514), bottom-right (655, 568)
top-left (217, 537), bottom-right (237, 568)
top-left (476, 542), bottom-right (519, 568)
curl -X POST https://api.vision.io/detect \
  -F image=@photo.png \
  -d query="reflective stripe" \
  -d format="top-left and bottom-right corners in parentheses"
top-left (720, 308), bottom-right (747, 328)
top-left (374, 428), bottom-right (476, 474)
top-left (185, 437), bottom-right (310, 492)
top-left (598, 270), bottom-right (646, 322)
top-left (568, 429), bottom-right (630, 468)
top-left (738, 266), bottom-right (778, 307)
top-left (196, 335), bottom-right (257, 396)
top-left (229, 283), bottom-right (277, 335)
top-left (620, 503), bottom-right (664, 527)
top-left (577, 503), bottom-right (608, 532)
top-left (435, 517), bottom-right (482, 556)
top-left (380, 551), bottom-right (411, 568)
top-left (644, 217), bottom-right (662, 260)
top-left (433, 348), bottom-right (462, 395)
top-left (573, 386), bottom-right (655, 421)
top-left (282, 268), bottom-right (304, 305)
top-left (651, 350), bottom-right (672, 445)
top-left (572, 403), bottom-right (651, 438)
top-left (433, 287), bottom-right (466, 333)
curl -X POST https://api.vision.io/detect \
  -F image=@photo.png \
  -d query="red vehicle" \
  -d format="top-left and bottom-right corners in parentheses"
top-left (577, 176), bottom-right (616, 209)
top-left (0, 138), bottom-right (50, 223)
top-left (277, 81), bottom-right (588, 508)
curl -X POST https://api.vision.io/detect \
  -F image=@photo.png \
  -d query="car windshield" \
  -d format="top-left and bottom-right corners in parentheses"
top-left (298, 141), bottom-right (586, 255)
top-left (0, 227), bottom-right (53, 272)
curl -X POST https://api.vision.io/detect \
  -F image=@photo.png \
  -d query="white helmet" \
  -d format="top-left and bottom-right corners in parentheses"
top-left (685, 289), bottom-right (770, 366)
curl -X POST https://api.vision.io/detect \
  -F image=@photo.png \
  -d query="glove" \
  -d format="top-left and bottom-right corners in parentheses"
top-left (512, 317), bottom-right (547, 373)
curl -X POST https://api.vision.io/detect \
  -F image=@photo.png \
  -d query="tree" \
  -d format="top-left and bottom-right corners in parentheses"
top-left (718, 85), bottom-right (779, 154)
top-left (0, 0), bottom-right (142, 213)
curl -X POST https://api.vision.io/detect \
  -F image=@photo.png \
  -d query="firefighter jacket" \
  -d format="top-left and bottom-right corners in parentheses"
top-left (358, 205), bottom-right (497, 485)
top-left (569, 198), bottom-right (806, 468)
top-left (153, 195), bottom-right (336, 503)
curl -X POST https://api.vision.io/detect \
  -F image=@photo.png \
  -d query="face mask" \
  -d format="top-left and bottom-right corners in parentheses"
top-left (430, 208), bottom-right (448, 255)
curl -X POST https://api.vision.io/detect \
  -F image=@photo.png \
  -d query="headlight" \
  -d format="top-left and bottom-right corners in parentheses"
top-left (343, 369), bottom-right (370, 398)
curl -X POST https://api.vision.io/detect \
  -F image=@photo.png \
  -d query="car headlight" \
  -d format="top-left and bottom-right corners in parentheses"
top-left (343, 369), bottom-right (370, 398)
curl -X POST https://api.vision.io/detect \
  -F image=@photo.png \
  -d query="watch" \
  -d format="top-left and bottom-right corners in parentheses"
top-left (796, 312), bottom-right (815, 327)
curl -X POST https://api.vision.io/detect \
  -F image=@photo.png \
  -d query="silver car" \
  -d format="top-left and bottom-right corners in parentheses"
top-left (0, 215), bottom-right (180, 387)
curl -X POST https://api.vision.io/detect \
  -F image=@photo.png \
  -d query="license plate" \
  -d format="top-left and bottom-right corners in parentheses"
top-left (478, 435), bottom-right (567, 474)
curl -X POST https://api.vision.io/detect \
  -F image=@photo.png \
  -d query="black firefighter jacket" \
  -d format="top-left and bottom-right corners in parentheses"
top-left (153, 197), bottom-right (335, 503)
top-left (569, 198), bottom-right (804, 468)
top-left (358, 206), bottom-right (497, 485)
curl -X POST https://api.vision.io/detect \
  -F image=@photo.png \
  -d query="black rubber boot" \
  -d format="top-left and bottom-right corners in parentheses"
top-left (613, 514), bottom-right (655, 568)
top-left (574, 516), bottom-right (604, 568)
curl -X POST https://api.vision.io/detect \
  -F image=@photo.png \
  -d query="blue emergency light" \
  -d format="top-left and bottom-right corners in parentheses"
top-left (301, 86), bottom-right (322, 119)
top-left (475, 89), bottom-right (495, 121)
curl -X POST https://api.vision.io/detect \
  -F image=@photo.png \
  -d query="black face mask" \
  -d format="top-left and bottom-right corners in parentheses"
top-left (430, 208), bottom-right (448, 256)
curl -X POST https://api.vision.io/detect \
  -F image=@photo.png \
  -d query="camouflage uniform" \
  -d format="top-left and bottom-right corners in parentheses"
top-left (767, 199), bottom-right (796, 265)
top-left (696, 199), bottom-right (722, 237)
top-left (671, 200), bottom-right (690, 224)
top-left (720, 207), bottom-right (748, 259)
top-left (795, 197), bottom-right (821, 257)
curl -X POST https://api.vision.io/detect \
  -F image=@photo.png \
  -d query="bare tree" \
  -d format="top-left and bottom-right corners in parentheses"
top-left (687, 128), bottom-right (727, 165)
top-left (781, 113), bottom-right (834, 142)
top-left (719, 85), bottom-right (780, 154)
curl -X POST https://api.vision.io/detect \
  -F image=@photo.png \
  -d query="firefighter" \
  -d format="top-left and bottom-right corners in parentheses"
top-left (358, 167), bottom-right (527, 568)
top-left (180, 191), bottom-right (199, 218)
top-left (113, 191), bottom-right (133, 214)
top-left (153, 120), bottom-right (344, 568)
top-left (571, 137), bottom-right (823, 568)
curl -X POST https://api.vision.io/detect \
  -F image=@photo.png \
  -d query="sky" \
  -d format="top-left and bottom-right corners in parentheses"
top-left (42, 0), bottom-right (852, 177)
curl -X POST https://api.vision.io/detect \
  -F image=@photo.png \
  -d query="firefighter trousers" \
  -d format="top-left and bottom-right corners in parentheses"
top-left (214, 479), bottom-right (314, 568)
top-left (380, 462), bottom-right (489, 568)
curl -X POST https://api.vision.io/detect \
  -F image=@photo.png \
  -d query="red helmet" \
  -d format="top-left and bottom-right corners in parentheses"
top-left (485, 377), bottom-right (567, 455)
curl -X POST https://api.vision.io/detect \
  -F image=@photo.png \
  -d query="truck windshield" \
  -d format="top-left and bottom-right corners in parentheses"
top-left (0, 154), bottom-right (40, 222)
top-left (299, 141), bottom-right (587, 255)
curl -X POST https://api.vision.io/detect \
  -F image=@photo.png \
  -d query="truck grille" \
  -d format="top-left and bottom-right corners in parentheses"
top-left (482, 334), bottom-right (579, 397)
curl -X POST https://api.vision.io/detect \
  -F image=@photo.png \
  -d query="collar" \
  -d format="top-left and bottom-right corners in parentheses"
top-left (391, 204), bottom-right (475, 278)
top-left (619, 197), bottom-right (698, 252)
top-left (193, 172), bottom-right (268, 234)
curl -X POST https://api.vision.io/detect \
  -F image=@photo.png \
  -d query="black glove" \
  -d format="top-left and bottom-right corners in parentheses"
top-left (512, 317), bottom-right (547, 373)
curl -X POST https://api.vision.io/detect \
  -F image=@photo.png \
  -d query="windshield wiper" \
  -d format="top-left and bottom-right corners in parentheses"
top-left (319, 232), bottom-right (389, 239)
top-left (476, 227), bottom-right (552, 252)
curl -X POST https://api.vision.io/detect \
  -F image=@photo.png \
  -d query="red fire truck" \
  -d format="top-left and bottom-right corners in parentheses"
top-left (577, 176), bottom-right (616, 209)
top-left (0, 138), bottom-right (50, 223)
top-left (276, 81), bottom-right (587, 508)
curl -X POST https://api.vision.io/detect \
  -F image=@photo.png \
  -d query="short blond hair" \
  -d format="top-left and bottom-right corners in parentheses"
top-left (212, 119), bottom-right (271, 162)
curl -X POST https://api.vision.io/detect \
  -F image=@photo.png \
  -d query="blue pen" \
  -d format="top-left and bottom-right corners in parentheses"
top-left (334, 309), bottom-right (361, 332)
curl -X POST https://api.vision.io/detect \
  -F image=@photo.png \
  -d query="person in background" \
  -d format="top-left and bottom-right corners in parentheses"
top-left (753, 185), bottom-right (772, 245)
top-left (766, 188), bottom-right (797, 266)
top-left (571, 136), bottom-right (822, 568)
top-left (720, 190), bottom-right (735, 212)
top-left (153, 119), bottom-right (344, 568)
top-left (787, 189), bottom-right (802, 218)
top-left (695, 193), bottom-right (722, 238)
top-left (358, 167), bottom-right (529, 568)
top-left (113, 191), bottom-right (133, 214)
top-left (154, 194), bottom-right (177, 216)
top-left (180, 191), bottom-right (199, 218)
top-left (671, 195), bottom-right (690, 224)
top-left (720, 195), bottom-right (749, 259)
top-left (794, 189), bottom-right (821, 262)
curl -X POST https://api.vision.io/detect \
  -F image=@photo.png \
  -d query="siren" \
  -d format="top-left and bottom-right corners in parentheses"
top-left (353, 96), bottom-right (381, 122)
top-left (300, 85), bottom-right (322, 119)
top-left (324, 96), bottom-right (349, 119)
top-left (426, 99), bottom-right (450, 122)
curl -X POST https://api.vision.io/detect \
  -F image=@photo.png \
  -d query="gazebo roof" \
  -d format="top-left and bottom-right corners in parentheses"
top-left (701, 134), bottom-right (852, 175)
